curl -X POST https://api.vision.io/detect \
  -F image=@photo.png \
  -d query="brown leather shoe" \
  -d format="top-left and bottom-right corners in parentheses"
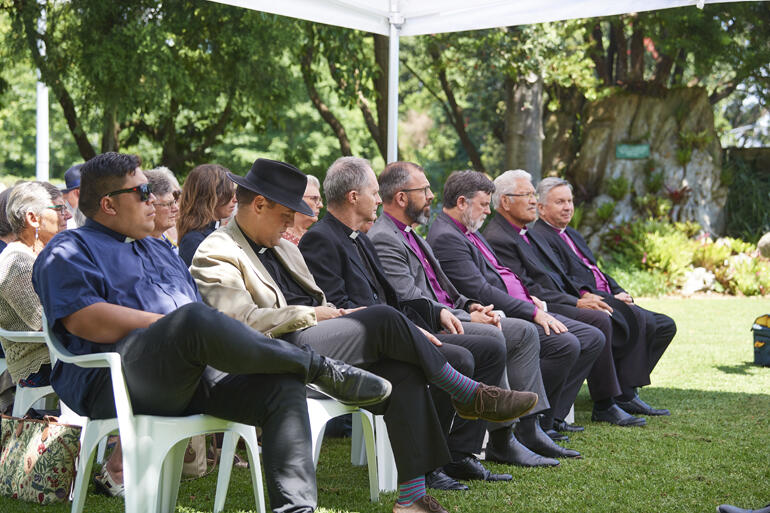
top-left (453, 384), bottom-right (538, 423)
top-left (393, 495), bottom-right (449, 513)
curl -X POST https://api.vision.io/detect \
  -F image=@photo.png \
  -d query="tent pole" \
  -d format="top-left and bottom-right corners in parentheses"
top-left (387, 6), bottom-right (403, 164)
top-left (36, 0), bottom-right (49, 181)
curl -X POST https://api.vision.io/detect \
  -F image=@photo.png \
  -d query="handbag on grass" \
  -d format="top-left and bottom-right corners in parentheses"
top-left (0, 414), bottom-right (81, 504)
top-left (182, 435), bottom-right (209, 477)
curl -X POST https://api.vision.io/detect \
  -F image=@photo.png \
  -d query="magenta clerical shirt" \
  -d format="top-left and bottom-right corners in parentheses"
top-left (449, 216), bottom-right (537, 318)
top-left (552, 225), bottom-right (612, 294)
top-left (385, 213), bottom-right (454, 307)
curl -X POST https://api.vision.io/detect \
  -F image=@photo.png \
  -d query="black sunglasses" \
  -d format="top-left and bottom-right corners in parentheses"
top-left (104, 183), bottom-right (154, 202)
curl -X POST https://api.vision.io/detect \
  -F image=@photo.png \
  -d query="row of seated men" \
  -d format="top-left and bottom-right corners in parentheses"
top-left (31, 152), bottom-right (676, 513)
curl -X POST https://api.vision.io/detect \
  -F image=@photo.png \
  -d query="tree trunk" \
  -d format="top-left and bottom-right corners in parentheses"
top-left (371, 34), bottom-right (389, 159)
top-left (504, 72), bottom-right (543, 182)
top-left (543, 84), bottom-right (585, 177)
top-left (629, 23), bottom-right (645, 82)
top-left (612, 20), bottom-right (628, 84)
top-left (101, 104), bottom-right (120, 153)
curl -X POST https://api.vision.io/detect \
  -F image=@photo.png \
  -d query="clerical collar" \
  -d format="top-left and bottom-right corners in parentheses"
top-left (384, 212), bottom-right (412, 233)
top-left (504, 217), bottom-right (528, 236)
top-left (541, 218), bottom-right (567, 234)
top-left (349, 230), bottom-right (359, 240)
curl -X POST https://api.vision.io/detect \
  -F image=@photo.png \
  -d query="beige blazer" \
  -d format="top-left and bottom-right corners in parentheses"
top-left (190, 220), bottom-right (330, 338)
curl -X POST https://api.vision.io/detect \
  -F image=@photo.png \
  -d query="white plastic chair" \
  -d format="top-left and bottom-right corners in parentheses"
top-left (41, 314), bottom-right (265, 513)
top-left (0, 328), bottom-right (57, 416)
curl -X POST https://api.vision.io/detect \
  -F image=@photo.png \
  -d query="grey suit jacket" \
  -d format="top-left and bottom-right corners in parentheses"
top-left (190, 220), bottom-right (330, 338)
top-left (368, 214), bottom-right (473, 321)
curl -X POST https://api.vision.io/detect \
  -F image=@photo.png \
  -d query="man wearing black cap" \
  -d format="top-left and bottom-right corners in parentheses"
top-left (61, 163), bottom-right (86, 229)
top-left (33, 152), bottom-right (394, 513)
top-left (190, 157), bottom-right (539, 513)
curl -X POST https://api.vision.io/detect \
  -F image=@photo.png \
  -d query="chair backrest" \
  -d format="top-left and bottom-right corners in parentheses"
top-left (40, 313), bottom-right (136, 420)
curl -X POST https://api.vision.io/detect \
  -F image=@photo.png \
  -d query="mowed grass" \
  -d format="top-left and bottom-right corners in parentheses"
top-left (1, 297), bottom-right (768, 513)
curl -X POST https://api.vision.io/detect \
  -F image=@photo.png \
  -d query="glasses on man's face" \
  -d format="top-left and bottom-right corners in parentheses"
top-left (400, 186), bottom-right (431, 195)
top-left (303, 195), bottom-right (322, 206)
top-left (46, 204), bottom-right (67, 215)
top-left (155, 199), bottom-right (178, 209)
top-left (505, 192), bottom-right (537, 199)
top-left (104, 183), bottom-right (154, 202)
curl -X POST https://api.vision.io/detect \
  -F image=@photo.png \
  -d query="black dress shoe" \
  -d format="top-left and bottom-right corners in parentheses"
top-left (443, 456), bottom-right (512, 481)
top-left (545, 429), bottom-right (569, 442)
top-left (307, 356), bottom-right (392, 406)
top-left (554, 420), bottom-right (585, 433)
top-left (591, 404), bottom-right (646, 426)
top-left (485, 432), bottom-right (559, 467)
top-left (514, 416), bottom-right (581, 459)
top-left (616, 395), bottom-right (671, 416)
top-left (425, 469), bottom-right (469, 491)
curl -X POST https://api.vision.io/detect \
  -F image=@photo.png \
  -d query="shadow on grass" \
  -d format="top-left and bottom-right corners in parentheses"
top-left (715, 361), bottom-right (760, 375)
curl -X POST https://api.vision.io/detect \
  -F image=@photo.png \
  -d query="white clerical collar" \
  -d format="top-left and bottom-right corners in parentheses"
top-left (541, 219), bottom-right (567, 234)
top-left (123, 237), bottom-right (135, 244)
top-left (349, 231), bottom-right (360, 240)
top-left (259, 247), bottom-right (268, 254)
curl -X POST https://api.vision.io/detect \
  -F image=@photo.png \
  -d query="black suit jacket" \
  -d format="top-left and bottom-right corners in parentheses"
top-left (426, 211), bottom-right (536, 321)
top-left (299, 212), bottom-right (443, 331)
top-left (482, 214), bottom-right (578, 306)
top-left (530, 219), bottom-right (625, 295)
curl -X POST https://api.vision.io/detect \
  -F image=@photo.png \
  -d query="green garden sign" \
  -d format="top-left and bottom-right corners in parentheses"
top-left (616, 143), bottom-right (650, 159)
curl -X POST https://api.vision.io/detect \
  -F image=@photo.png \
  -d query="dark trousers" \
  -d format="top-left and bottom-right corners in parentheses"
top-left (283, 304), bottom-right (452, 480)
top-left (537, 314), bottom-right (605, 424)
top-left (430, 328), bottom-right (506, 458)
top-left (85, 302), bottom-right (317, 513)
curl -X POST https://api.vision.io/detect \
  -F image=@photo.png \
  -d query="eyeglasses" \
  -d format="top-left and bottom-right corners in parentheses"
top-left (173, 190), bottom-right (181, 201)
top-left (504, 192), bottom-right (538, 199)
top-left (104, 183), bottom-right (154, 202)
top-left (46, 205), bottom-right (67, 214)
top-left (303, 195), bottom-right (322, 205)
top-left (400, 186), bottom-right (431, 195)
top-left (155, 199), bottom-right (178, 208)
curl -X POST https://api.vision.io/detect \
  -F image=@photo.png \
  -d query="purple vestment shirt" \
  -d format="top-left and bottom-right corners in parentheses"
top-left (450, 216), bottom-right (537, 318)
top-left (553, 226), bottom-right (612, 294)
top-left (385, 213), bottom-right (454, 307)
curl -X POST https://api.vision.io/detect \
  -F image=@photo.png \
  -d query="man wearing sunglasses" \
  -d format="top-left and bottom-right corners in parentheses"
top-left (31, 151), bottom-right (393, 513)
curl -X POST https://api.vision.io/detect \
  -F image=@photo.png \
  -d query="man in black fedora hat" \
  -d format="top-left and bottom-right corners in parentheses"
top-left (61, 163), bottom-right (86, 229)
top-left (190, 157), bottom-right (539, 513)
top-left (33, 151), bottom-right (394, 513)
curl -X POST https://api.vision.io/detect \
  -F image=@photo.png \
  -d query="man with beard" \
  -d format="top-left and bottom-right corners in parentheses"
top-left (369, 161), bottom-right (567, 468)
top-left (530, 177), bottom-right (676, 417)
top-left (299, 156), bottom-right (537, 488)
top-left (427, 170), bottom-right (605, 444)
top-left (483, 169), bottom-right (655, 426)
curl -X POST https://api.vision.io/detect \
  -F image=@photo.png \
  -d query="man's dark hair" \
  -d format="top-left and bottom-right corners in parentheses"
top-left (379, 161), bottom-right (423, 203)
top-left (79, 152), bottom-right (142, 217)
top-left (442, 170), bottom-right (495, 208)
top-left (235, 184), bottom-right (257, 206)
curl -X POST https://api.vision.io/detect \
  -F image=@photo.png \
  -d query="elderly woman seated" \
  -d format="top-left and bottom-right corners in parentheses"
top-left (0, 181), bottom-right (70, 388)
top-left (144, 167), bottom-right (181, 251)
top-left (282, 174), bottom-right (323, 245)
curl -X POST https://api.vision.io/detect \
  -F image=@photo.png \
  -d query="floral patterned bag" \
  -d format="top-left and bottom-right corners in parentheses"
top-left (0, 414), bottom-right (81, 504)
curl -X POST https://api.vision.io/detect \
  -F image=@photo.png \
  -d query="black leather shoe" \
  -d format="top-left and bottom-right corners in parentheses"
top-left (591, 404), bottom-right (646, 426)
top-left (307, 357), bottom-right (391, 406)
top-left (443, 456), bottom-right (512, 481)
top-left (485, 432), bottom-right (559, 467)
top-left (717, 504), bottom-right (770, 513)
top-left (514, 416), bottom-right (581, 459)
top-left (425, 469), bottom-right (469, 491)
top-left (545, 429), bottom-right (569, 442)
top-left (554, 420), bottom-right (585, 433)
top-left (616, 395), bottom-right (670, 416)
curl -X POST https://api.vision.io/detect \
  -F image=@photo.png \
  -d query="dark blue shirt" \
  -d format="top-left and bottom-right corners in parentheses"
top-left (178, 221), bottom-right (218, 267)
top-left (32, 218), bottom-right (201, 414)
top-left (0, 240), bottom-right (6, 254)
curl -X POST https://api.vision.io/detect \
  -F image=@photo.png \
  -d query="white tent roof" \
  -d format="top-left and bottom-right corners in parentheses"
top-left (209, 0), bottom-right (752, 36)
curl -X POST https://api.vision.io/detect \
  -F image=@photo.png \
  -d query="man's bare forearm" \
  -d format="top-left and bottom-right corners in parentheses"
top-left (62, 303), bottom-right (165, 344)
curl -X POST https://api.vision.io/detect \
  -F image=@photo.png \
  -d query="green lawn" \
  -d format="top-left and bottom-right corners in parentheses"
top-left (2, 297), bottom-right (768, 513)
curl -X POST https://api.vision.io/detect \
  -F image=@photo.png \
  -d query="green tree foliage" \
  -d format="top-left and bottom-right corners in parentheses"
top-left (3, 0), bottom-right (296, 175)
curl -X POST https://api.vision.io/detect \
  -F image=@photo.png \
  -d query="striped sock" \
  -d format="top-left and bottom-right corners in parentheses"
top-left (397, 476), bottom-right (426, 506)
top-left (431, 362), bottom-right (480, 404)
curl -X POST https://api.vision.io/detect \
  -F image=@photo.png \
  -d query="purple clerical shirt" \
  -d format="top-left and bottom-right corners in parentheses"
top-left (385, 213), bottom-right (454, 307)
top-left (553, 225), bottom-right (612, 294)
top-left (449, 216), bottom-right (537, 318)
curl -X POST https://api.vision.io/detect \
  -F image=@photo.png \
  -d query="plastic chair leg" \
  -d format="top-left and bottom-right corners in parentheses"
top-left (158, 439), bottom-right (188, 513)
top-left (358, 412), bottom-right (379, 502)
top-left (214, 433), bottom-right (237, 513)
top-left (374, 415), bottom-right (397, 492)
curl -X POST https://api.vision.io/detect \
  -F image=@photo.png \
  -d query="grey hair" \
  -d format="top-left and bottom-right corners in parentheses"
top-left (492, 169), bottom-right (533, 210)
top-left (323, 156), bottom-right (372, 207)
top-left (306, 174), bottom-right (320, 190)
top-left (0, 188), bottom-right (14, 237)
top-left (6, 181), bottom-right (59, 236)
top-left (442, 170), bottom-right (495, 208)
top-left (144, 167), bottom-right (177, 197)
top-left (537, 177), bottom-right (572, 205)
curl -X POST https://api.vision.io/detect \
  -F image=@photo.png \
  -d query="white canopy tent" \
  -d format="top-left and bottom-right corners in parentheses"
top-left (206, 0), bottom-right (755, 163)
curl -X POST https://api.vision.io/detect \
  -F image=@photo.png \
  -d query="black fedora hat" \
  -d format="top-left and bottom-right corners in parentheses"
top-left (228, 158), bottom-right (314, 217)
